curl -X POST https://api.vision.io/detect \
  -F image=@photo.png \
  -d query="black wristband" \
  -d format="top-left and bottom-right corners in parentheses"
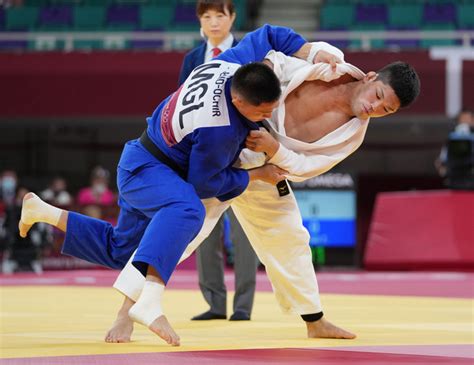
top-left (301, 312), bottom-right (324, 322)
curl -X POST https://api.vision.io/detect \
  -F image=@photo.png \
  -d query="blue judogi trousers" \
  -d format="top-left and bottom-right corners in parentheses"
top-left (62, 140), bottom-right (205, 284)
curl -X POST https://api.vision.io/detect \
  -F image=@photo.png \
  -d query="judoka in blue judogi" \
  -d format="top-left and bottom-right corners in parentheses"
top-left (19, 24), bottom-right (313, 345)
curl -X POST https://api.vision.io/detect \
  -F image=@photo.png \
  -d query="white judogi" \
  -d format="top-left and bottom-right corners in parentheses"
top-left (114, 43), bottom-right (370, 315)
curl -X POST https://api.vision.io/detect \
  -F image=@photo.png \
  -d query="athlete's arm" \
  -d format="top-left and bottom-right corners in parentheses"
top-left (267, 141), bottom-right (361, 182)
top-left (187, 127), bottom-right (250, 201)
top-left (245, 128), bottom-right (364, 182)
top-left (217, 24), bottom-right (307, 65)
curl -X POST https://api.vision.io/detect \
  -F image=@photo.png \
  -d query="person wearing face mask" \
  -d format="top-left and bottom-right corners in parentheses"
top-left (1, 170), bottom-right (19, 273)
top-left (2, 187), bottom-right (51, 274)
top-left (77, 166), bottom-right (115, 208)
top-left (0, 170), bottom-right (18, 208)
top-left (76, 166), bottom-right (116, 220)
top-left (179, 0), bottom-right (260, 323)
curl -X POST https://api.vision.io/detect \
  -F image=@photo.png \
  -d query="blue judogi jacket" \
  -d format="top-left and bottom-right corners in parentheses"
top-left (146, 24), bottom-right (306, 201)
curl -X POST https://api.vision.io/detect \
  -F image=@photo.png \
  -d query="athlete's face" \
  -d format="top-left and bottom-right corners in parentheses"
top-left (199, 7), bottom-right (235, 44)
top-left (353, 72), bottom-right (401, 119)
top-left (232, 96), bottom-right (279, 122)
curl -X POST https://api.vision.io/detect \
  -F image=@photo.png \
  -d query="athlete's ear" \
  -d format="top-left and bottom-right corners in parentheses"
top-left (232, 94), bottom-right (244, 108)
top-left (364, 71), bottom-right (378, 83)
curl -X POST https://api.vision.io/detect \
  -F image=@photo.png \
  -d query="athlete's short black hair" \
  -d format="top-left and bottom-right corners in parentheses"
top-left (231, 62), bottom-right (281, 106)
top-left (376, 61), bottom-right (420, 108)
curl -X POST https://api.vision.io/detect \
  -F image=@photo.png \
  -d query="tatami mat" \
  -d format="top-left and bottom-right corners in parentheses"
top-left (1, 285), bottom-right (472, 360)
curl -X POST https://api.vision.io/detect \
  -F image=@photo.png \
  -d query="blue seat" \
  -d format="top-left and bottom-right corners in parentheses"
top-left (73, 6), bottom-right (106, 30)
top-left (355, 3), bottom-right (388, 25)
top-left (106, 4), bottom-right (139, 30)
top-left (233, 0), bottom-right (246, 30)
top-left (174, 3), bottom-right (196, 24)
top-left (6, 6), bottom-right (40, 30)
top-left (319, 4), bottom-right (355, 30)
top-left (139, 5), bottom-right (174, 30)
top-left (0, 8), bottom-right (28, 51)
top-left (388, 3), bottom-right (423, 29)
top-left (423, 2), bottom-right (456, 24)
top-left (457, 4), bottom-right (474, 30)
top-left (0, 40), bottom-right (29, 51)
top-left (38, 5), bottom-right (73, 30)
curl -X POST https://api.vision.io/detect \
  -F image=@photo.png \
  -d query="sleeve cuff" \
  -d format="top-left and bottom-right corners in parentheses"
top-left (307, 41), bottom-right (345, 63)
top-left (217, 170), bottom-right (250, 202)
top-left (239, 149), bottom-right (267, 169)
top-left (268, 143), bottom-right (288, 165)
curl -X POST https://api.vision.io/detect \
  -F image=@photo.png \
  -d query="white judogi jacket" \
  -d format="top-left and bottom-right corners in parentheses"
top-left (240, 42), bottom-right (369, 182)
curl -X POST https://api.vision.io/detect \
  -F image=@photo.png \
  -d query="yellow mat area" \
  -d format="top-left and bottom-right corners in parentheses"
top-left (1, 286), bottom-right (472, 358)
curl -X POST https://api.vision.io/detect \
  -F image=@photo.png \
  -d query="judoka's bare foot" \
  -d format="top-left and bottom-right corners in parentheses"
top-left (19, 193), bottom-right (37, 238)
top-left (19, 192), bottom-right (66, 237)
top-left (105, 315), bottom-right (134, 343)
top-left (129, 274), bottom-right (180, 345)
top-left (149, 315), bottom-right (180, 346)
top-left (306, 318), bottom-right (356, 339)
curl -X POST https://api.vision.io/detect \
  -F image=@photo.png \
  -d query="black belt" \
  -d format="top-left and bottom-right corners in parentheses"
top-left (139, 130), bottom-right (289, 196)
top-left (139, 131), bottom-right (186, 180)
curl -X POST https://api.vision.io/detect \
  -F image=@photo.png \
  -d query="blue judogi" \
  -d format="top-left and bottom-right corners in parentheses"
top-left (62, 25), bottom-right (306, 284)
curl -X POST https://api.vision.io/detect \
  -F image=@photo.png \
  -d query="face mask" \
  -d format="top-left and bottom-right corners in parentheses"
top-left (93, 183), bottom-right (106, 195)
top-left (2, 177), bottom-right (16, 192)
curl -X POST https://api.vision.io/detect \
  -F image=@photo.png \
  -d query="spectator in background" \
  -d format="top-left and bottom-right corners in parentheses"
top-left (178, 0), bottom-right (260, 322)
top-left (435, 109), bottom-right (474, 177)
top-left (41, 176), bottom-right (73, 208)
top-left (0, 170), bottom-right (19, 271)
top-left (40, 176), bottom-right (73, 255)
top-left (453, 109), bottom-right (474, 135)
top-left (2, 186), bottom-right (51, 274)
top-left (77, 166), bottom-right (115, 219)
top-left (0, 170), bottom-right (18, 208)
top-left (0, 170), bottom-right (18, 273)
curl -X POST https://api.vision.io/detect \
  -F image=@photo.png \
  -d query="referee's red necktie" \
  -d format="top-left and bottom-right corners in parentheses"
top-left (212, 47), bottom-right (221, 58)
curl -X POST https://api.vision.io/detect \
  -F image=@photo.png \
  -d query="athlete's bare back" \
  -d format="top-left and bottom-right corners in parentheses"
top-left (284, 74), bottom-right (357, 143)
